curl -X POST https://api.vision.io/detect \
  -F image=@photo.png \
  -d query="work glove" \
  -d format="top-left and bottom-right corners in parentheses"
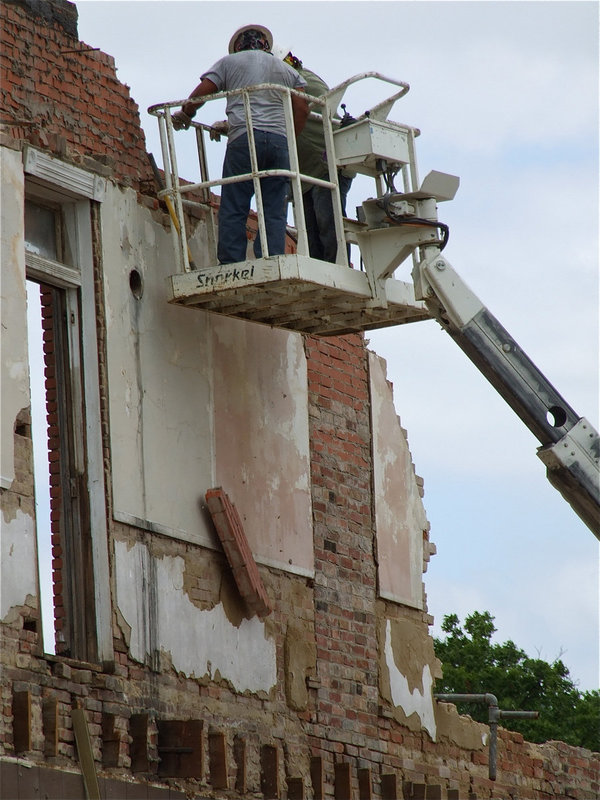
top-left (172, 110), bottom-right (193, 131)
top-left (209, 120), bottom-right (230, 141)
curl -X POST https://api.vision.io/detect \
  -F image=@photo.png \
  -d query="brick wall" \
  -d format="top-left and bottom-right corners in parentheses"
top-left (305, 333), bottom-right (380, 758)
top-left (0, 0), bottom-right (152, 190)
top-left (1, 2), bottom-right (598, 799)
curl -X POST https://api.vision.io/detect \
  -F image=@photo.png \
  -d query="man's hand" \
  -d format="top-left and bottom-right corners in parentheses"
top-left (209, 120), bottom-right (229, 141)
top-left (171, 78), bottom-right (218, 132)
top-left (172, 110), bottom-right (193, 131)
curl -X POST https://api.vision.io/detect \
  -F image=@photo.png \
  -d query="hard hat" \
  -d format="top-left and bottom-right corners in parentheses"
top-left (228, 24), bottom-right (273, 54)
top-left (272, 44), bottom-right (302, 70)
top-left (271, 44), bottom-right (289, 61)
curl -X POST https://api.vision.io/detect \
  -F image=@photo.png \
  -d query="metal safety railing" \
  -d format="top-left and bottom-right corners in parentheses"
top-left (148, 83), bottom-right (345, 272)
top-left (147, 72), bottom-right (417, 275)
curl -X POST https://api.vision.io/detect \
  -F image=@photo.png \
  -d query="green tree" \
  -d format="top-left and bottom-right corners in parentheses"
top-left (433, 611), bottom-right (599, 751)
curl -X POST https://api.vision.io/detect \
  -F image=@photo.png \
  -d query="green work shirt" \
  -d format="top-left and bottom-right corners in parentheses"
top-left (296, 68), bottom-right (331, 190)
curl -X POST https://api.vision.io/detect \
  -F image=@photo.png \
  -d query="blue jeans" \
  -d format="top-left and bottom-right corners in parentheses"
top-left (218, 131), bottom-right (290, 264)
top-left (303, 173), bottom-right (353, 263)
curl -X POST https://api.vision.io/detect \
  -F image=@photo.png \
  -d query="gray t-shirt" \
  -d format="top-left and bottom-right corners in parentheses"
top-left (202, 50), bottom-right (307, 142)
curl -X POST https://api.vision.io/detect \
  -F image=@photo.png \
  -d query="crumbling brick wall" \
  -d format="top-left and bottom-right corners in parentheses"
top-left (0, 0), bottom-right (151, 188)
top-left (305, 333), bottom-right (380, 752)
top-left (1, 2), bottom-right (598, 799)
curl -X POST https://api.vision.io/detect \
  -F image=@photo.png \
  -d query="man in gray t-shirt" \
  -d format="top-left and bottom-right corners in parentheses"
top-left (172, 25), bottom-right (308, 264)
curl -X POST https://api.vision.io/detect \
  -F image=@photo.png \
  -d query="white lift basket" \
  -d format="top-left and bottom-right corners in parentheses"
top-left (148, 73), bottom-right (458, 336)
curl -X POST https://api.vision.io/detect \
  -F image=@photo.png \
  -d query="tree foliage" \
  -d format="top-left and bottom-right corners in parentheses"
top-left (433, 611), bottom-right (599, 752)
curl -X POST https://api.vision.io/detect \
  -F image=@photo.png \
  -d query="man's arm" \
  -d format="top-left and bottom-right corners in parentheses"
top-left (291, 89), bottom-right (309, 135)
top-left (172, 78), bottom-right (218, 129)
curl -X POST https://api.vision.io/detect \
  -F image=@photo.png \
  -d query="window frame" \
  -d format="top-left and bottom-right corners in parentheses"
top-left (23, 148), bottom-right (112, 665)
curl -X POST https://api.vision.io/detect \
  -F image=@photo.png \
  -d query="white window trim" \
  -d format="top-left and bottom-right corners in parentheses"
top-left (24, 146), bottom-right (106, 201)
top-left (25, 251), bottom-right (81, 289)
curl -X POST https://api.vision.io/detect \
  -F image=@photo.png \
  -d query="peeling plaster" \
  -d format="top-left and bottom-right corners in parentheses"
top-left (114, 541), bottom-right (277, 693)
top-left (369, 352), bottom-right (427, 608)
top-left (1, 508), bottom-right (38, 618)
top-left (213, 317), bottom-right (313, 575)
top-left (384, 619), bottom-right (437, 740)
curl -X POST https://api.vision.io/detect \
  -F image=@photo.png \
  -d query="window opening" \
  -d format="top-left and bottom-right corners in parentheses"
top-left (24, 197), bottom-right (98, 662)
top-left (24, 201), bottom-right (59, 260)
top-left (26, 280), bottom-right (54, 654)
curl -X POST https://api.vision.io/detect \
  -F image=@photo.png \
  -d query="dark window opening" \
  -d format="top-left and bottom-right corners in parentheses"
top-left (24, 201), bottom-right (60, 260)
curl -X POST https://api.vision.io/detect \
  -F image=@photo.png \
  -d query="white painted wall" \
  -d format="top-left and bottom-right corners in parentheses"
top-left (104, 184), bottom-right (314, 573)
top-left (103, 183), bottom-right (216, 545)
top-left (213, 316), bottom-right (314, 575)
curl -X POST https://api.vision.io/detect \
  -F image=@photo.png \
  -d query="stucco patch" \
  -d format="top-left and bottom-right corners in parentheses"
top-left (434, 698), bottom-right (488, 750)
top-left (284, 618), bottom-right (316, 710)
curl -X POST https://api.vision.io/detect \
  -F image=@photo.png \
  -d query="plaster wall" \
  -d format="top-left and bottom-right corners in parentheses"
top-left (1, 509), bottom-right (37, 620)
top-left (104, 183), bottom-right (313, 571)
top-left (114, 539), bottom-right (277, 692)
top-left (0, 146), bottom-right (29, 489)
top-left (369, 351), bottom-right (426, 608)
top-left (213, 316), bottom-right (313, 575)
top-left (0, 145), bottom-right (40, 625)
top-left (103, 183), bottom-right (215, 545)
top-left (2, 2), bottom-right (598, 794)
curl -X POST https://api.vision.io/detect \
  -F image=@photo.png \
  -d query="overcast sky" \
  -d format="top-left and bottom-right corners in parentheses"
top-left (73, 0), bottom-right (599, 692)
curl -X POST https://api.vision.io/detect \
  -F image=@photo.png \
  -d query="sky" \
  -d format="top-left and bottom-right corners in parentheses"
top-left (68, 0), bottom-right (600, 692)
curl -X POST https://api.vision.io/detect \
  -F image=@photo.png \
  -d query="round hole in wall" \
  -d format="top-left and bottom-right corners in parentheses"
top-left (129, 268), bottom-right (143, 299)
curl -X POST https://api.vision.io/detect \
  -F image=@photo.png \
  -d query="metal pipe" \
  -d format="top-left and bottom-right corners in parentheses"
top-left (163, 110), bottom-right (190, 272)
top-left (158, 112), bottom-right (187, 274)
top-left (241, 90), bottom-right (269, 259)
top-left (321, 94), bottom-right (348, 267)
top-left (177, 170), bottom-right (334, 197)
top-left (434, 693), bottom-right (539, 781)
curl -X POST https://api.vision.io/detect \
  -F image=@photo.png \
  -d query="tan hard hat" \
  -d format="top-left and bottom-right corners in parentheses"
top-left (228, 24), bottom-right (274, 54)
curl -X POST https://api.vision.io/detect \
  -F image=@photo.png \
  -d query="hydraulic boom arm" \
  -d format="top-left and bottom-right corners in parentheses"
top-left (414, 251), bottom-right (600, 538)
top-left (327, 74), bottom-right (599, 537)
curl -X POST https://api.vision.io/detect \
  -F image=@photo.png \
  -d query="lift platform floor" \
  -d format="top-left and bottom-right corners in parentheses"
top-left (166, 254), bottom-right (430, 336)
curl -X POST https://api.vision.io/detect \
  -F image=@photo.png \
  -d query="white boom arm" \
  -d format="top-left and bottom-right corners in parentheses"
top-left (414, 251), bottom-right (600, 538)
top-left (329, 75), bottom-right (599, 537)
